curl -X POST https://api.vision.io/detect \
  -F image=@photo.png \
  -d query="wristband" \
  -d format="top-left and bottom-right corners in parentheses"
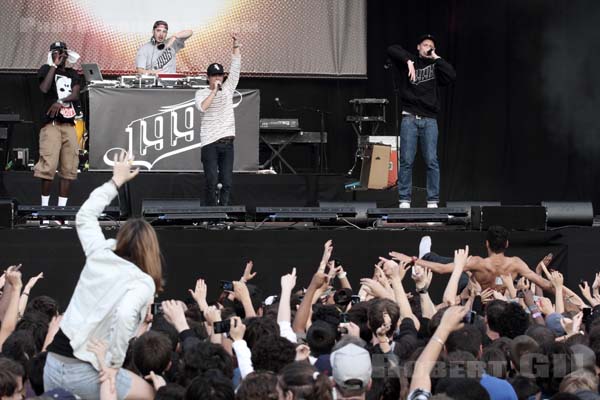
top-left (417, 288), bottom-right (428, 294)
top-left (110, 178), bottom-right (120, 189)
top-left (431, 336), bottom-right (445, 346)
top-left (337, 272), bottom-right (347, 280)
top-left (22, 292), bottom-right (29, 297)
top-left (531, 312), bottom-right (542, 319)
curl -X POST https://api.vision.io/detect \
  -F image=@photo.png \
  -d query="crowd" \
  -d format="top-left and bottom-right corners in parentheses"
top-left (0, 156), bottom-right (600, 400)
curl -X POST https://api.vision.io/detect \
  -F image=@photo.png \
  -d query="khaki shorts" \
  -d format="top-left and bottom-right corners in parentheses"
top-left (34, 122), bottom-right (79, 180)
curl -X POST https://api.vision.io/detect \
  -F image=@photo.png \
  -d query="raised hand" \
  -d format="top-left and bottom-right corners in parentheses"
top-left (6, 268), bottom-right (22, 289)
top-left (281, 267), bottom-right (297, 293)
top-left (375, 312), bottom-right (392, 340)
top-left (388, 251), bottom-right (413, 264)
top-left (438, 305), bottom-right (468, 334)
top-left (407, 60), bottom-right (416, 82)
top-left (24, 272), bottom-right (44, 292)
top-left (538, 297), bottom-right (555, 315)
top-left (319, 240), bottom-right (334, 271)
top-left (579, 281), bottom-right (592, 301)
top-left (536, 253), bottom-right (553, 274)
top-left (233, 280), bottom-right (251, 302)
top-left (549, 271), bottom-right (564, 288)
top-left (453, 246), bottom-right (470, 269)
top-left (241, 261), bottom-right (256, 282)
top-left (161, 300), bottom-right (188, 332)
top-left (228, 316), bottom-right (246, 341)
top-left (359, 278), bottom-right (391, 299)
top-left (188, 278), bottom-right (208, 311)
top-left (111, 151), bottom-right (139, 188)
top-left (145, 371), bottom-right (167, 391)
top-left (592, 272), bottom-right (600, 292)
top-left (309, 271), bottom-right (329, 291)
top-left (516, 277), bottom-right (530, 291)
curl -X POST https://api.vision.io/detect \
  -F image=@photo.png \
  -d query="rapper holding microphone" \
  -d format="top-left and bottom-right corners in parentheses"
top-left (195, 33), bottom-right (241, 206)
top-left (387, 34), bottom-right (456, 209)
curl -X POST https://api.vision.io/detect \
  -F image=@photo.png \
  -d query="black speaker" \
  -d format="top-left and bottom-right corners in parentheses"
top-left (481, 206), bottom-right (547, 231)
top-left (319, 201), bottom-right (376, 224)
top-left (0, 199), bottom-right (14, 228)
top-left (446, 201), bottom-right (501, 230)
top-left (542, 201), bottom-right (593, 227)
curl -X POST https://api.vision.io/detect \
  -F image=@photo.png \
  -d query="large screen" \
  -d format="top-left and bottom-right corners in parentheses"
top-left (1, 0), bottom-right (366, 76)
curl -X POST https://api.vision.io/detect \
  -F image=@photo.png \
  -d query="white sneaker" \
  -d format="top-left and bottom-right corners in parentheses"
top-left (419, 236), bottom-right (432, 259)
top-left (427, 203), bottom-right (438, 208)
top-left (399, 201), bottom-right (410, 209)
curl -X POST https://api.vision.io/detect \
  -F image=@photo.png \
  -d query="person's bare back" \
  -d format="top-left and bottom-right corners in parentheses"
top-left (467, 255), bottom-right (524, 289)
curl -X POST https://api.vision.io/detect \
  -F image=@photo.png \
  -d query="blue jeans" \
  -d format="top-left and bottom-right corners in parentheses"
top-left (398, 115), bottom-right (440, 202)
top-left (201, 139), bottom-right (234, 206)
top-left (44, 352), bottom-right (132, 400)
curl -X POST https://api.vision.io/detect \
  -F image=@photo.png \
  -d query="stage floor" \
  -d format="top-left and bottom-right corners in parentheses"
top-left (0, 171), bottom-right (406, 216)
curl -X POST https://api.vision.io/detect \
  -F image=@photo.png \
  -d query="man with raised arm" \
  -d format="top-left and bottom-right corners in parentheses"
top-left (391, 225), bottom-right (553, 292)
top-left (195, 34), bottom-right (241, 206)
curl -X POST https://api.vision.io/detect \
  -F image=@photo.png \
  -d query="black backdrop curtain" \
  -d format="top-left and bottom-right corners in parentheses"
top-left (2, 0), bottom-right (600, 211)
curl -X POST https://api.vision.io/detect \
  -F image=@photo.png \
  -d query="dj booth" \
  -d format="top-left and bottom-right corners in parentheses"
top-left (86, 86), bottom-right (260, 172)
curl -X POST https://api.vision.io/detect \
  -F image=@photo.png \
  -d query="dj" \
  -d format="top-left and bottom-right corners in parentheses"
top-left (135, 20), bottom-right (193, 75)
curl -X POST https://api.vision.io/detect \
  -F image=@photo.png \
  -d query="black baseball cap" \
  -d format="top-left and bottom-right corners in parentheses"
top-left (153, 20), bottom-right (168, 30)
top-left (417, 34), bottom-right (436, 46)
top-left (49, 41), bottom-right (67, 51)
top-left (207, 63), bottom-right (225, 76)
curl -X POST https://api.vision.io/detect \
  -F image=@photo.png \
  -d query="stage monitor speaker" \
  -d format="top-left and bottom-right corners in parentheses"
top-left (446, 201), bottom-right (501, 230)
top-left (319, 201), bottom-right (376, 224)
top-left (542, 201), bottom-right (593, 227)
top-left (481, 206), bottom-right (546, 231)
top-left (360, 144), bottom-right (390, 189)
top-left (0, 199), bottom-right (14, 228)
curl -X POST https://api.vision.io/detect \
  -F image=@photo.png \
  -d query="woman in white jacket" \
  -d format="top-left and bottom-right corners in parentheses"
top-left (43, 153), bottom-right (163, 399)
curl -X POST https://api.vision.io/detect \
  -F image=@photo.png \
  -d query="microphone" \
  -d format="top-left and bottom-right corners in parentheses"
top-left (427, 48), bottom-right (434, 56)
top-left (274, 97), bottom-right (282, 108)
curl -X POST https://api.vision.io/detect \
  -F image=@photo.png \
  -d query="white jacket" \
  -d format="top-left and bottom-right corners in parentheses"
top-left (60, 181), bottom-right (155, 370)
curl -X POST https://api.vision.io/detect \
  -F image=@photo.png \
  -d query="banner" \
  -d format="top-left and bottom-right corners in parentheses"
top-left (88, 87), bottom-right (259, 172)
top-left (1, 0), bottom-right (366, 76)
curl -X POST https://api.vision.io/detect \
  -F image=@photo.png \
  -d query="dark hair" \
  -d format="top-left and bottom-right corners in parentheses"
top-left (486, 226), bottom-right (509, 253)
top-left (26, 296), bottom-right (59, 320)
top-left (243, 317), bottom-right (280, 350)
top-left (495, 303), bottom-right (529, 339)
top-left (180, 342), bottom-right (234, 386)
top-left (278, 362), bottom-right (333, 400)
top-left (1, 330), bottom-right (36, 371)
top-left (435, 378), bottom-right (490, 400)
top-left (535, 342), bottom-right (573, 396)
top-left (509, 335), bottom-right (540, 373)
top-left (366, 375), bottom-right (401, 400)
top-left (368, 299), bottom-right (400, 338)
top-left (251, 336), bottom-right (295, 373)
top-left (0, 357), bottom-right (24, 397)
top-left (445, 351), bottom-right (484, 380)
top-left (28, 352), bottom-right (48, 395)
top-left (133, 331), bottom-right (172, 376)
top-left (185, 370), bottom-right (233, 400)
top-left (481, 347), bottom-right (509, 379)
top-left (446, 325), bottom-right (482, 358)
top-left (153, 20), bottom-right (169, 30)
top-left (311, 304), bottom-right (342, 327)
top-left (235, 371), bottom-right (278, 400)
top-left (151, 314), bottom-right (180, 352)
top-left (306, 320), bottom-right (337, 356)
top-left (525, 325), bottom-right (556, 349)
top-left (186, 319), bottom-right (209, 341)
top-left (346, 302), bottom-right (372, 343)
top-left (155, 383), bottom-right (186, 400)
top-left (550, 394), bottom-right (580, 400)
top-left (587, 326), bottom-right (600, 368)
top-left (509, 375), bottom-right (539, 400)
top-left (15, 311), bottom-right (49, 352)
top-left (484, 300), bottom-right (507, 333)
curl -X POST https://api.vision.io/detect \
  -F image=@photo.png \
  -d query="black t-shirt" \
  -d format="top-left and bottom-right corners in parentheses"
top-left (38, 65), bottom-right (80, 125)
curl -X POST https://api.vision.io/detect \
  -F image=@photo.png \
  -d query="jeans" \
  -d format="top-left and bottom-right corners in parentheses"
top-left (44, 352), bottom-right (132, 400)
top-left (398, 115), bottom-right (440, 202)
top-left (422, 252), bottom-right (469, 293)
top-left (201, 140), bottom-right (234, 206)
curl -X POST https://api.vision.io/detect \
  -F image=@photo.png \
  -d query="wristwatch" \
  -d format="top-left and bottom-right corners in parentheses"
top-left (417, 288), bottom-right (428, 294)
